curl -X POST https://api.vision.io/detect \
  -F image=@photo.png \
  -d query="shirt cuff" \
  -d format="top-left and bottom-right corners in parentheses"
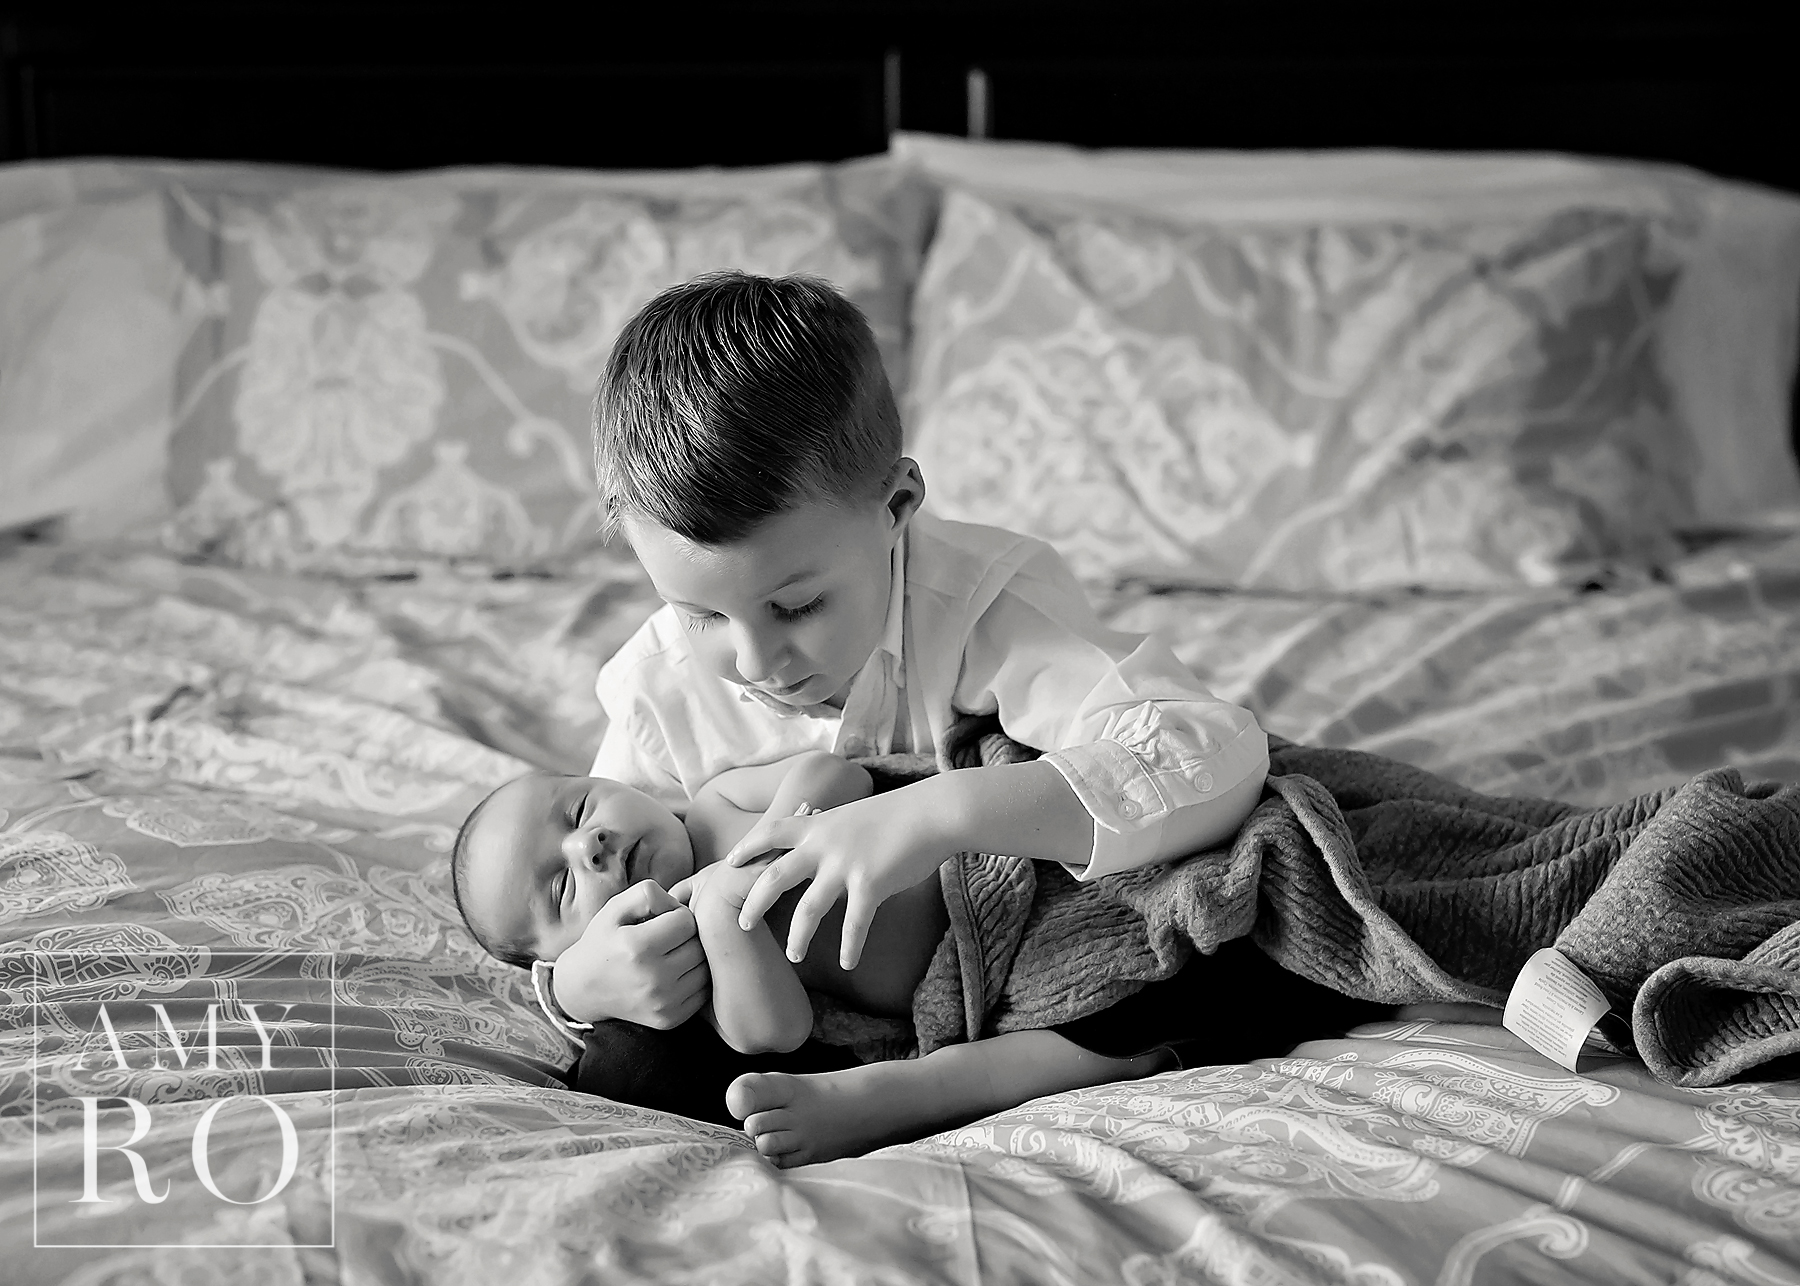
top-left (1044, 721), bottom-right (1268, 881)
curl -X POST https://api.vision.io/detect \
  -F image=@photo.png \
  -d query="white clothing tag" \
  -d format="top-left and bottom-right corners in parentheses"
top-left (1503, 948), bottom-right (1611, 1072)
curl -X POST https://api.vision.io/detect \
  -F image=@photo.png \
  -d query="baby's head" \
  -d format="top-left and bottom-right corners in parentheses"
top-left (450, 771), bottom-right (694, 967)
top-left (594, 271), bottom-right (924, 710)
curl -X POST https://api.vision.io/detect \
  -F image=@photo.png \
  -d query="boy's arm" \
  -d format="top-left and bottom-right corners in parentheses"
top-left (956, 568), bottom-right (1270, 882)
top-left (727, 549), bottom-right (1268, 968)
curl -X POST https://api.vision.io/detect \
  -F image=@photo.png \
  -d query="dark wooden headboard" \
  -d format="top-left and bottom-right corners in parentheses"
top-left (2, 1), bottom-right (1794, 195)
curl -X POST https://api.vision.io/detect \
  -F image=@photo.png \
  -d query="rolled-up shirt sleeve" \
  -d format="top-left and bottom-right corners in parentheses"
top-left (955, 550), bottom-right (1269, 881)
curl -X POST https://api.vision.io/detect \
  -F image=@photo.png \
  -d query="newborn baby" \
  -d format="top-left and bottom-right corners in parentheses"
top-left (451, 750), bottom-right (1178, 1165)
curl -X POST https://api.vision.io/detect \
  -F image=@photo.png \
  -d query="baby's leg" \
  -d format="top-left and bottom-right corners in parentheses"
top-left (726, 1030), bottom-right (1171, 1167)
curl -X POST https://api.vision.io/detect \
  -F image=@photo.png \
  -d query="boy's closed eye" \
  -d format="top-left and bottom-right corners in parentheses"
top-left (773, 595), bottom-right (826, 623)
top-left (677, 595), bottom-right (826, 631)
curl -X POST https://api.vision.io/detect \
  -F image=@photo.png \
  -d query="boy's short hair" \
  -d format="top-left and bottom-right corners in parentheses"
top-left (593, 271), bottom-right (902, 543)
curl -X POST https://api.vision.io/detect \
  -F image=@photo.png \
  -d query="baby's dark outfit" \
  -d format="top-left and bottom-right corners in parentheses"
top-left (564, 937), bottom-right (1388, 1124)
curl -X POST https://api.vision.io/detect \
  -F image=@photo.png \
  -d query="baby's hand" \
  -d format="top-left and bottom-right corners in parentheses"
top-left (552, 880), bottom-right (708, 1029)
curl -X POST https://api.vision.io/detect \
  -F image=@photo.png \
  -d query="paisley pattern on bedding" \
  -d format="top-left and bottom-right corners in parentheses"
top-left (1105, 529), bottom-right (1800, 802)
top-left (2, 534), bottom-right (1798, 1281)
top-left (7, 1025), bottom-right (1798, 1283)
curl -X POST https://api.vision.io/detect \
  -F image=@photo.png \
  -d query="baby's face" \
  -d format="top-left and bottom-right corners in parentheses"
top-left (462, 773), bottom-right (693, 962)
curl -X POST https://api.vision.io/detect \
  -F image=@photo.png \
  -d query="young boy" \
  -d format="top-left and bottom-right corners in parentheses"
top-left (452, 750), bottom-right (1192, 1165)
top-left (550, 270), bottom-right (1269, 1048)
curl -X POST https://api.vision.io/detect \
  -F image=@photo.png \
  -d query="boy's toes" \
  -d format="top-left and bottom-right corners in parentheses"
top-left (726, 1071), bottom-right (797, 1121)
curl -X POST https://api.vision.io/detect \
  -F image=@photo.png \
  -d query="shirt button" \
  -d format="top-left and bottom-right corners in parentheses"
top-left (1118, 798), bottom-right (1142, 821)
top-left (1190, 771), bottom-right (1214, 793)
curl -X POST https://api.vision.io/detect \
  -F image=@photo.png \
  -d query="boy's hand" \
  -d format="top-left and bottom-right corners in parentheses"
top-left (726, 796), bottom-right (816, 884)
top-left (669, 859), bottom-right (766, 916)
top-left (724, 791), bottom-right (943, 970)
top-left (552, 880), bottom-right (707, 1029)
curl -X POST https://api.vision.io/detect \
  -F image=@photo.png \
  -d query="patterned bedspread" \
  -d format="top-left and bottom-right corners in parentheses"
top-left (3, 533), bottom-right (1798, 1283)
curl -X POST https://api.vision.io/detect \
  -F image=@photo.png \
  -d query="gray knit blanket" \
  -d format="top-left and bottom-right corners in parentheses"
top-left (852, 731), bottom-right (1800, 1088)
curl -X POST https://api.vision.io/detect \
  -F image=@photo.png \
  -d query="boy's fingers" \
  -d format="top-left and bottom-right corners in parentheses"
top-left (667, 875), bottom-right (694, 905)
top-left (838, 892), bottom-right (874, 972)
top-left (736, 860), bottom-right (797, 930)
top-left (783, 885), bottom-right (836, 964)
top-left (723, 826), bottom-right (766, 866)
top-left (727, 817), bottom-right (804, 866)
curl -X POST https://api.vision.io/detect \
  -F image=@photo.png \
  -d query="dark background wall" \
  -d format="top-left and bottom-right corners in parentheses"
top-left (1, 1), bottom-right (1793, 193)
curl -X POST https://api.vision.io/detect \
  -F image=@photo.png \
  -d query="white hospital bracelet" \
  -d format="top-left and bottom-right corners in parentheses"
top-left (531, 959), bottom-right (594, 1042)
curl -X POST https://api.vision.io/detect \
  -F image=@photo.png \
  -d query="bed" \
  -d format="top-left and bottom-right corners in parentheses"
top-left (4, 12), bottom-right (1800, 1283)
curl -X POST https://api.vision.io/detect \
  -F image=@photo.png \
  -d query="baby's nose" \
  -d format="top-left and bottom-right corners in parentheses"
top-left (561, 828), bottom-right (603, 866)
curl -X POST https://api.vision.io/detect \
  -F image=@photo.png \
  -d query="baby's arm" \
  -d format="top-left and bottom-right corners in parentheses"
top-left (678, 860), bottom-right (813, 1055)
top-left (685, 751), bottom-right (875, 867)
top-left (676, 753), bottom-right (876, 1056)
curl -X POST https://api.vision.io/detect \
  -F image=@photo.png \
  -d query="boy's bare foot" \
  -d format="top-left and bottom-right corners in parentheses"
top-left (726, 1063), bottom-right (942, 1167)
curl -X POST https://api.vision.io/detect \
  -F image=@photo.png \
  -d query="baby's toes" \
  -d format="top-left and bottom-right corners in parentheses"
top-left (742, 1108), bottom-right (795, 1143)
top-left (726, 1071), bottom-right (798, 1121)
top-left (751, 1128), bottom-right (804, 1164)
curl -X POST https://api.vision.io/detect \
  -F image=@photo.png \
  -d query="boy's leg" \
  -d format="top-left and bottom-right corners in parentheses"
top-left (726, 1030), bottom-right (1171, 1167)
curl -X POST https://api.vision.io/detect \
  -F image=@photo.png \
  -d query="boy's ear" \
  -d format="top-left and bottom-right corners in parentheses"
top-left (883, 458), bottom-right (926, 537)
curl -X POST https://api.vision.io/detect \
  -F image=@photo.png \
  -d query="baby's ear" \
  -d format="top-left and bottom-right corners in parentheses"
top-left (884, 458), bottom-right (926, 532)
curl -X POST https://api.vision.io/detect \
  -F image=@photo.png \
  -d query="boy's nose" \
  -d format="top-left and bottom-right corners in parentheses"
top-left (730, 624), bottom-right (782, 684)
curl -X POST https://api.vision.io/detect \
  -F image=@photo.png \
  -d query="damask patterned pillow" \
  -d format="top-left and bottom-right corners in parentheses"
top-left (159, 162), bottom-right (919, 572)
top-left (908, 187), bottom-right (1698, 592)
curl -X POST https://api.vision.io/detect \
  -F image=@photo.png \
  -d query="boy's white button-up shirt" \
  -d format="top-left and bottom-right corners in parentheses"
top-left (591, 512), bottom-right (1268, 880)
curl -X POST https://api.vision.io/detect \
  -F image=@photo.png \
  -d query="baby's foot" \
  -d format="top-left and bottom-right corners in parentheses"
top-left (726, 1065), bottom-right (931, 1168)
